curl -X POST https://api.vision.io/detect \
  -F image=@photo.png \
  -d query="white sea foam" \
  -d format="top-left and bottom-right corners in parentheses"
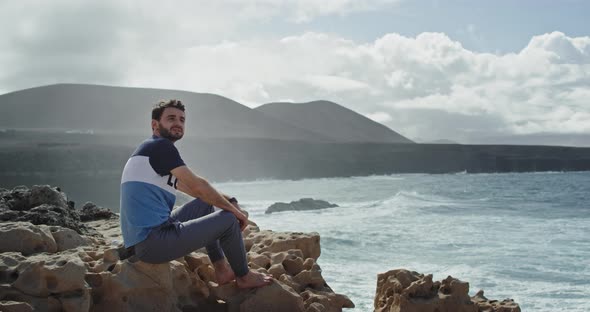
top-left (216, 172), bottom-right (590, 312)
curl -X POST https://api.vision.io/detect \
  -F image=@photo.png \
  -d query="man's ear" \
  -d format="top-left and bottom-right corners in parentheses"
top-left (151, 119), bottom-right (158, 131)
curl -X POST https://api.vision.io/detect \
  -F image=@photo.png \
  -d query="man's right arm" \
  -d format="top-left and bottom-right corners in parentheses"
top-left (171, 165), bottom-right (248, 230)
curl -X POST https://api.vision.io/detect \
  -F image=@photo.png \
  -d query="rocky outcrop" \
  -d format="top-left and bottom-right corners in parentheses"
top-left (0, 222), bottom-right (57, 255)
top-left (78, 202), bottom-right (118, 222)
top-left (265, 198), bottom-right (338, 214)
top-left (374, 269), bottom-right (520, 312)
top-left (0, 221), bottom-right (354, 312)
top-left (0, 186), bottom-right (354, 312)
top-left (0, 185), bottom-right (100, 235)
top-left (0, 222), bottom-right (91, 255)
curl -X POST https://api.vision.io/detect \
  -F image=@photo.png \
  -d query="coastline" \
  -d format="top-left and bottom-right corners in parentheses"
top-left (0, 185), bottom-right (520, 311)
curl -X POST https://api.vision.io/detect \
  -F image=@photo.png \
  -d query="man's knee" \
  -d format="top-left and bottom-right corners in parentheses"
top-left (180, 198), bottom-right (214, 216)
top-left (189, 198), bottom-right (213, 209)
top-left (218, 210), bottom-right (239, 227)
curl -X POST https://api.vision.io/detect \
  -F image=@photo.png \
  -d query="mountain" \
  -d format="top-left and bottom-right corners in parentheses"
top-left (0, 84), bottom-right (333, 142)
top-left (255, 100), bottom-right (414, 144)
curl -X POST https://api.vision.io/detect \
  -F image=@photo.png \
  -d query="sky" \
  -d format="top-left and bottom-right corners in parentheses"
top-left (1, 0), bottom-right (589, 144)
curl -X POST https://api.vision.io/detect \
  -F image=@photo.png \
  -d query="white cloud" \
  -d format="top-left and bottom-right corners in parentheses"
top-left (279, 0), bottom-right (402, 23)
top-left (366, 112), bottom-right (393, 123)
top-left (304, 75), bottom-right (371, 92)
top-left (147, 31), bottom-right (588, 143)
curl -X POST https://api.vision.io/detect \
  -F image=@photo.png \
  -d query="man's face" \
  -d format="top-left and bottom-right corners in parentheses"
top-left (153, 107), bottom-right (185, 142)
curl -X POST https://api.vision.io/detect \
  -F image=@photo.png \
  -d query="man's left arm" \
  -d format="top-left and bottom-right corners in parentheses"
top-left (177, 182), bottom-right (245, 212)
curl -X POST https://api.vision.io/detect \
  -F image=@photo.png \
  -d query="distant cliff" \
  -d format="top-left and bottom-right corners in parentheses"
top-left (2, 132), bottom-right (590, 209)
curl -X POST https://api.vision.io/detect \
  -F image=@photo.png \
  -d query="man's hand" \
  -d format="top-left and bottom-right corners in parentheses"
top-left (231, 202), bottom-right (249, 218)
top-left (233, 209), bottom-right (249, 231)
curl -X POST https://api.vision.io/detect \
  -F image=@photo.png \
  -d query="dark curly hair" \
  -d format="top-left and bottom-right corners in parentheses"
top-left (152, 99), bottom-right (185, 121)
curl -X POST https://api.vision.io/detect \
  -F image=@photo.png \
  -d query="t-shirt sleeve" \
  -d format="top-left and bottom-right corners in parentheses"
top-left (149, 140), bottom-right (186, 176)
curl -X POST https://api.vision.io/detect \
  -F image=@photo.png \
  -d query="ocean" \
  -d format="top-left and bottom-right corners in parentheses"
top-left (212, 171), bottom-right (590, 311)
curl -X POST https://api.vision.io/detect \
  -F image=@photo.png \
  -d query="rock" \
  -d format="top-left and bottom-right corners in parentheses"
top-left (79, 202), bottom-right (117, 222)
top-left (0, 222), bottom-right (57, 255)
top-left (247, 252), bottom-right (271, 270)
top-left (306, 302), bottom-right (325, 312)
top-left (84, 218), bottom-right (121, 243)
top-left (374, 269), bottom-right (520, 312)
top-left (0, 186), bottom-right (354, 312)
top-left (184, 252), bottom-right (215, 296)
top-left (266, 198), bottom-right (338, 214)
top-left (43, 225), bottom-right (91, 252)
top-left (88, 260), bottom-right (203, 312)
top-left (0, 221), bottom-right (90, 255)
top-left (59, 288), bottom-right (92, 312)
top-left (279, 274), bottom-right (303, 292)
top-left (18, 204), bottom-right (83, 232)
top-left (293, 265), bottom-right (326, 290)
top-left (268, 263), bottom-right (287, 279)
top-left (472, 290), bottom-right (521, 312)
top-left (0, 285), bottom-right (62, 312)
top-left (239, 281), bottom-right (305, 312)
top-left (0, 186), bottom-right (96, 235)
top-left (0, 186), bottom-right (31, 212)
top-left (246, 230), bottom-right (321, 260)
top-left (301, 289), bottom-right (355, 312)
top-left (282, 254), bottom-right (305, 276)
top-left (1, 251), bottom-right (88, 297)
top-left (28, 185), bottom-right (69, 210)
top-left (0, 220), bottom-right (353, 312)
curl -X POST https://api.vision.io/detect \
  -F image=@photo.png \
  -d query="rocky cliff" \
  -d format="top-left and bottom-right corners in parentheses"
top-left (0, 185), bottom-right (353, 312)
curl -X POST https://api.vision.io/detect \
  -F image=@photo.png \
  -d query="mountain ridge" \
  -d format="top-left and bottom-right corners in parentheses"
top-left (256, 100), bottom-right (414, 144)
top-left (0, 84), bottom-right (411, 144)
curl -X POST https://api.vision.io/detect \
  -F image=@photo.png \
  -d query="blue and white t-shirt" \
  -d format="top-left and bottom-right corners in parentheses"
top-left (120, 135), bottom-right (185, 247)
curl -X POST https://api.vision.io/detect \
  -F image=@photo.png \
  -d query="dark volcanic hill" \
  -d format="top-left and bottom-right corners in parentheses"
top-left (0, 84), bottom-right (333, 142)
top-left (256, 100), bottom-right (414, 144)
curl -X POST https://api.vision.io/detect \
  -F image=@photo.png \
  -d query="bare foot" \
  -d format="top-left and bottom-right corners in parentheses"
top-left (212, 260), bottom-right (236, 285)
top-left (236, 270), bottom-right (273, 289)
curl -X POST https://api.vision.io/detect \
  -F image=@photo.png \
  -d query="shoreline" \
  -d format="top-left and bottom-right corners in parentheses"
top-left (0, 185), bottom-right (521, 311)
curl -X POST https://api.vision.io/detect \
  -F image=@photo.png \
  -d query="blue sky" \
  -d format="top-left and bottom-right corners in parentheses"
top-left (246, 0), bottom-right (589, 53)
top-left (0, 0), bottom-right (589, 145)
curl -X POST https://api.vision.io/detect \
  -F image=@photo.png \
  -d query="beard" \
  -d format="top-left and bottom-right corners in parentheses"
top-left (158, 123), bottom-right (184, 141)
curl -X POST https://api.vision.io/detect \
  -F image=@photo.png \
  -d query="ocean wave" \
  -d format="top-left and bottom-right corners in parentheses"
top-left (382, 191), bottom-right (458, 207)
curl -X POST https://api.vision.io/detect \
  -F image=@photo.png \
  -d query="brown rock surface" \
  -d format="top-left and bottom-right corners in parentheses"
top-left (2, 251), bottom-right (88, 297)
top-left (239, 281), bottom-right (305, 312)
top-left (0, 222), bottom-right (57, 255)
top-left (87, 260), bottom-right (203, 312)
top-left (44, 225), bottom-right (91, 252)
top-left (245, 230), bottom-right (321, 260)
top-left (472, 290), bottom-right (521, 312)
top-left (374, 269), bottom-right (520, 312)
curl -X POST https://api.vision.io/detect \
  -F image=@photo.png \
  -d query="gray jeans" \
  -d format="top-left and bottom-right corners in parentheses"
top-left (134, 198), bottom-right (249, 277)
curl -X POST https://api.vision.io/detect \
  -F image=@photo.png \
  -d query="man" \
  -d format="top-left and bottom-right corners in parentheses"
top-left (120, 99), bottom-right (272, 289)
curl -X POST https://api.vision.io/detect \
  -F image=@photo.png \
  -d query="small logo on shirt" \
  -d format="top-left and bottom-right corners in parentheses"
top-left (166, 174), bottom-right (178, 189)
